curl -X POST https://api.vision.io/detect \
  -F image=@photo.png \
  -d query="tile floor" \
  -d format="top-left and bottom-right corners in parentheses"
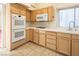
top-left (0, 42), bottom-right (63, 56)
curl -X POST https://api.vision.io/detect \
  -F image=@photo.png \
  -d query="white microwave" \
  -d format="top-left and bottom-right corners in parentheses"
top-left (36, 13), bottom-right (48, 21)
top-left (12, 14), bottom-right (25, 29)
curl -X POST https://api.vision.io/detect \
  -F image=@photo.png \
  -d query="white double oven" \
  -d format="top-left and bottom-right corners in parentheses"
top-left (12, 14), bottom-right (25, 42)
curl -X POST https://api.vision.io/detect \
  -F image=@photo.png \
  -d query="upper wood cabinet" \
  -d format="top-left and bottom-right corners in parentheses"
top-left (36, 9), bottom-right (42, 15)
top-left (41, 8), bottom-right (47, 14)
top-left (48, 7), bottom-right (55, 21)
top-left (26, 9), bottom-right (31, 22)
top-left (10, 3), bottom-right (31, 22)
top-left (30, 6), bottom-right (55, 22)
top-left (10, 4), bottom-right (26, 16)
top-left (30, 11), bottom-right (36, 22)
top-left (10, 4), bottom-right (20, 14)
top-left (20, 5), bottom-right (26, 16)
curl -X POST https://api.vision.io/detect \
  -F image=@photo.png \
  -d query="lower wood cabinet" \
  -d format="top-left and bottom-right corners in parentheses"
top-left (26, 28), bottom-right (79, 56)
top-left (26, 29), bottom-right (34, 41)
top-left (72, 35), bottom-right (79, 56)
top-left (46, 31), bottom-right (57, 50)
top-left (57, 33), bottom-right (71, 55)
top-left (11, 39), bottom-right (26, 50)
top-left (46, 42), bottom-right (56, 50)
top-left (39, 30), bottom-right (46, 46)
top-left (33, 29), bottom-right (39, 44)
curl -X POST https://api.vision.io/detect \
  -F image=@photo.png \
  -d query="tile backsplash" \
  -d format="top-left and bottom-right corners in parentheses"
top-left (29, 20), bottom-right (58, 29)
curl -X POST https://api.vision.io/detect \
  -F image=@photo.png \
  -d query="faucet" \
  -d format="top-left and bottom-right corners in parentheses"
top-left (68, 21), bottom-right (74, 31)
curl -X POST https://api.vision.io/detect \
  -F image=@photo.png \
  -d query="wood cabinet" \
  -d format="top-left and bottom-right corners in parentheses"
top-left (26, 29), bottom-right (34, 41)
top-left (20, 5), bottom-right (26, 16)
top-left (48, 7), bottom-right (55, 21)
top-left (39, 30), bottom-right (46, 46)
top-left (11, 3), bottom-right (31, 22)
top-left (33, 29), bottom-right (39, 44)
top-left (11, 39), bottom-right (26, 50)
top-left (72, 35), bottom-right (79, 56)
top-left (26, 9), bottom-right (31, 21)
top-left (30, 6), bottom-right (55, 22)
top-left (36, 9), bottom-right (42, 15)
top-left (10, 3), bottom-right (20, 14)
top-left (41, 8), bottom-right (48, 14)
top-left (57, 33), bottom-right (71, 55)
top-left (11, 4), bottom-right (26, 16)
top-left (46, 31), bottom-right (57, 50)
top-left (30, 11), bottom-right (36, 22)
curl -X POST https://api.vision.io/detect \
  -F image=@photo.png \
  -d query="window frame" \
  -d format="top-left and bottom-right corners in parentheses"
top-left (58, 6), bottom-right (79, 28)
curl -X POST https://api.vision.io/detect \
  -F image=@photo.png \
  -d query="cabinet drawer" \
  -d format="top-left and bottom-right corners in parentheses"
top-left (57, 32), bottom-right (71, 38)
top-left (46, 31), bottom-right (56, 36)
top-left (39, 30), bottom-right (45, 33)
top-left (57, 36), bottom-right (71, 40)
top-left (46, 43), bottom-right (56, 50)
top-left (47, 35), bottom-right (56, 39)
top-left (47, 39), bottom-right (56, 45)
top-left (34, 29), bottom-right (39, 32)
top-left (72, 35), bottom-right (79, 40)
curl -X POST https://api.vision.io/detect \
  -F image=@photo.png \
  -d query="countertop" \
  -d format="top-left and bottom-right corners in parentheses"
top-left (26, 27), bottom-right (79, 35)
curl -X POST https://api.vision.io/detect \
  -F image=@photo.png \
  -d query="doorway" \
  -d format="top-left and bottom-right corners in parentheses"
top-left (0, 4), bottom-right (5, 49)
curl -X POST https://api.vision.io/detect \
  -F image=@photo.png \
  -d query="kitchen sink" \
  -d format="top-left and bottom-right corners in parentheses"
top-left (36, 27), bottom-right (46, 29)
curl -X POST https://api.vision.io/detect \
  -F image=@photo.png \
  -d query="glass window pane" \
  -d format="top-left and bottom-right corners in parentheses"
top-left (59, 8), bottom-right (74, 27)
top-left (75, 8), bottom-right (79, 28)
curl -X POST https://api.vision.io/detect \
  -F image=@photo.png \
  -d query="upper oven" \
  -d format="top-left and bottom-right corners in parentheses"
top-left (12, 14), bottom-right (25, 29)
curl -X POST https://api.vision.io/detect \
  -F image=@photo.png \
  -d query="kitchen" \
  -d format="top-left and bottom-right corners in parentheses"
top-left (0, 3), bottom-right (79, 56)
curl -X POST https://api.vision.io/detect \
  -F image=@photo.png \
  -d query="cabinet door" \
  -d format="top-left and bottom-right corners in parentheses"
top-left (41, 8), bottom-right (47, 14)
top-left (48, 7), bottom-right (55, 21)
top-left (26, 30), bottom-right (30, 41)
top-left (30, 11), bottom-right (36, 22)
top-left (57, 36), bottom-right (71, 55)
top-left (10, 4), bottom-right (20, 14)
top-left (72, 39), bottom-right (79, 56)
top-left (39, 31), bottom-right (46, 46)
top-left (26, 9), bottom-right (31, 21)
top-left (33, 30), bottom-right (39, 43)
top-left (20, 5), bottom-right (26, 16)
top-left (26, 29), bottom-right (33, 41)
top-left (36, 10), bottom-right (42, 15)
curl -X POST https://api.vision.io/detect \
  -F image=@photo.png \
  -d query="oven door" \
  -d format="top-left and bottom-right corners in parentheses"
top-left (12, 14), bottom-right (25, 29)
top-left (12, 29), bottom-right (25, 42)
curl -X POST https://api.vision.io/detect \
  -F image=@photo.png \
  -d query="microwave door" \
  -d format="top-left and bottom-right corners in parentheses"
top-left (42, 13), bottom-right (48, 21)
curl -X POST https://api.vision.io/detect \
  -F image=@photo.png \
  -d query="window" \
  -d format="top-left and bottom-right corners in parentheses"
top-left (59, 7), bottom-right (79, 28)
top-left (75, 8), bottom-right (79, 27)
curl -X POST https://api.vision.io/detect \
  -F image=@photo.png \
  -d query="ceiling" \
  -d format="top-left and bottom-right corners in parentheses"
top-left (22, 3), bottom-right (79, 10)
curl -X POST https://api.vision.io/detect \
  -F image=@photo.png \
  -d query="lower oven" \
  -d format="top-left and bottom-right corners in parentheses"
top-left (12, 29), bottom-right (25, 42)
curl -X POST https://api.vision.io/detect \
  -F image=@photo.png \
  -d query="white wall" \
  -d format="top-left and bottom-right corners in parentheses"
top-left (5, 4), bottom-right (11, 51)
